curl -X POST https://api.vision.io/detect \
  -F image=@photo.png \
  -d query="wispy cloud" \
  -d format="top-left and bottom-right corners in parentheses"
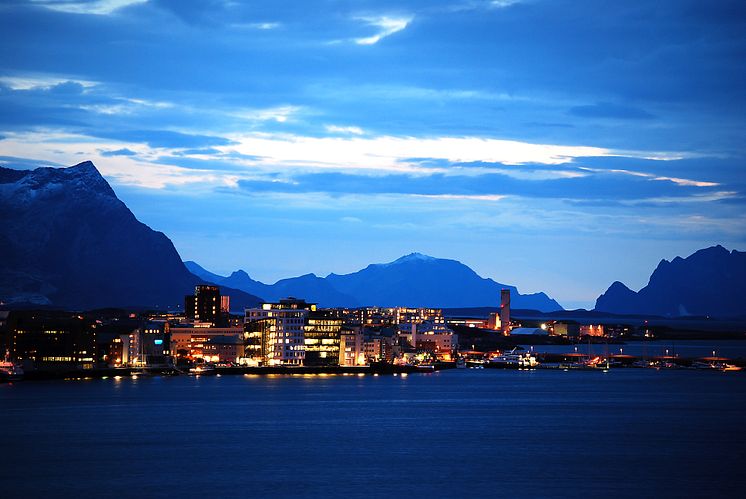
top-left (230, 105), bottom-right (302, 124)
top-left (230, 22), bottom-right (281, 30)
top-left (324, 125), bottom-right (365, 135)
top-left (354, 15), bottom-right (413, 45)
top-left (29, 0), bottom-right (148, 15)
top-left (0, 75), bottom-right (98, 90)
top-left (412, 193), bottom-right (507, 202)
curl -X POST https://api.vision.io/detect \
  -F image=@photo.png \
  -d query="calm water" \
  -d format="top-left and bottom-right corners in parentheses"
top-left (2, 370), bottom-right (745, 498)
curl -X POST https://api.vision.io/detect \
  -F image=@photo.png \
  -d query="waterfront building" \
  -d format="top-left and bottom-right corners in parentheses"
top-left (397, 321), bottom-right (457, 361)
top-left (245, 298), bottom-right (314, 366)
top-left (169, 326), bottom-right (243, 362)
top-left (364, 337), bottom-right (383, 362)
top-left (339, 327), bottom-right (365, 366)
top-left (304, 310), bottom-right (342, 366)
top-left (7, 311), bottom-right (97, 369)
top-left (200, 335), bottom-right (243, 363)
top-left (118, 321), bottom-right (171, 367)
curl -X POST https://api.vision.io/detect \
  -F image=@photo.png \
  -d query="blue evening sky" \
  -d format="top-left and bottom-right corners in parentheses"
top-left (1, 0), bottom-right (745, 308)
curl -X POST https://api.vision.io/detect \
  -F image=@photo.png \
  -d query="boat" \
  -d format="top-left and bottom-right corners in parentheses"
top-left (189, 364), bottom-right (216, 375)
top-left (0, 351), bottom-right (24, 381)
top-left (722, 364), bottom-right (742, 372)
top-left (488, 348), bottom-right (539, 368)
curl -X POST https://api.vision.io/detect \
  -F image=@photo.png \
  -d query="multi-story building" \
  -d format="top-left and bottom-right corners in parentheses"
top-left (397, 321), bottom-right (457, 361)
top-left (200, 335), bottom-right (244, 364)
top-left (245, 298), bottom-right (314, 366)
top-left (119, 321), bottom-right (171, 367)
top-left (304, 310), bottom-right (342, 366)
top-left (185, 285), bottom-right (221, 325)
top-left (395, 307), bottom-right (444, 325)
top-left (8, 311), bottom-right (97, 369)
top-left (363, 336), bottom-right (395, 363)
top-left (339, 327), bottom-right (365, 366)
top-left (169, 325), bottom-right (243, 362)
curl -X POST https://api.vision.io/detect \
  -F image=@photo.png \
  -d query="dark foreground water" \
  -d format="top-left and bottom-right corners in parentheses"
top-left (2, 370), bottom-right (745, 498)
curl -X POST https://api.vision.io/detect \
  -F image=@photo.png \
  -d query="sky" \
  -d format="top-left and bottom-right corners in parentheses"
top-left (1, 0), bottom-right (745, 309)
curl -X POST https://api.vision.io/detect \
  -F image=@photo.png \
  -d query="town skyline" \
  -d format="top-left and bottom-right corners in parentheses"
top-left (2, 0), bottom-right (745, 308)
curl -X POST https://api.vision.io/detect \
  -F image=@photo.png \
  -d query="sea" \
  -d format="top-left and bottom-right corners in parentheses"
top-left (2, 367), bottom-right (745, 498)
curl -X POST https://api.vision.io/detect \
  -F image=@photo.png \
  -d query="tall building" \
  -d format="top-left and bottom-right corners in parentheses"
top-left (244, 298), bottom-right (314, 366)
top-left (500, 288), bottom-right (511, 335)
top-left (304, 310), bottom-right (342, 366)
top-left (339, 327), bottom-right (365, 366)
top-left (185, 285), bottom-right (221, 324)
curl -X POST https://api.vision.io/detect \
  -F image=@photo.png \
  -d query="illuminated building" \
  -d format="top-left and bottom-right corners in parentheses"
top-left (245, 298), bottom-right (314, 366)
top-left (487, 312), bottom-right (501, 331)
top-left (200, 335), bottom-right (243, 363)
top-left (185, 285), bottom-right (221, 325)
top-left (501, 288), bottom-right (511, 335)
top-left (220, 295), bottom-right (231, 314)
top-left (364, 337), bottom-right (391, 362)
top-left (120, 321), bottom-right (171, 367)
top-left (395, 307), bottom-right (444, 325)
top-left (339, 327), bottom-right (365, 366)
top-left (303, 311), bottom-right (342, 366)
top-left (169, 326), bottom-right (243, 362)
top-left (7, 311), bottom-right (97, 369)
top-left (580, 324), bottom-right (605, 337)
top-left (397, 321), bottom-right (457, 361)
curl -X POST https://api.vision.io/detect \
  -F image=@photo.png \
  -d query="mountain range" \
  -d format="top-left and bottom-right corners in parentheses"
top-left (594, 245), bottom-right (746, 318)
top-left (185, 253), bottom-right (563, 311)
top-left (2, 161), bottom-right (743, 318)
top-left (0, 161), bottom-right (262, 310)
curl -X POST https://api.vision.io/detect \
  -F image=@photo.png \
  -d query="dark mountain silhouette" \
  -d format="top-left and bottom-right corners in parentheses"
top-left (187, 253), bottom-right (562, 311)
top-left (326, 253), bottom-right (561, 310)
top-left (0, 161), bottom-right (262, 310)
top-left (594, 245), bottom-right (746, 317)
top-left (185, 262), bottom-right (359, 307)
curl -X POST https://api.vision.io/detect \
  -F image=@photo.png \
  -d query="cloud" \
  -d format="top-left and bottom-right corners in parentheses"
top-left (29, 0), bottom-right (148, 15)
top-left (354, 15), bottom-right (413, 45)
top-left (100, 147), bottom-right (137, 157)
top-left (324, 125), bottom-right (365, 135)
top-left (225, 133), bottom-right (613, 173)
top-left (230, 106), bottom-right (301, 124)
top-left (490, 0), bottom-right (522, 8)
top-left (0, 75), bottom-right (98, 91)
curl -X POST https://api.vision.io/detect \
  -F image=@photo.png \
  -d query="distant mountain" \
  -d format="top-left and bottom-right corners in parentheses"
top-left (187, 253), bottom-right (562, 311)
top-left (185, 261), bottom-right (359, 307)
top-left (326, 253), bottom-right (561, 310)
top-left (594, 245), bottom-right (746, 317)
top-left (0, 161), bottom-right (262, 311)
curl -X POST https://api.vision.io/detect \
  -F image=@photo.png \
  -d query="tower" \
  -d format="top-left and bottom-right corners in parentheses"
top-left (500, 288), bottom-right (511, 335)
